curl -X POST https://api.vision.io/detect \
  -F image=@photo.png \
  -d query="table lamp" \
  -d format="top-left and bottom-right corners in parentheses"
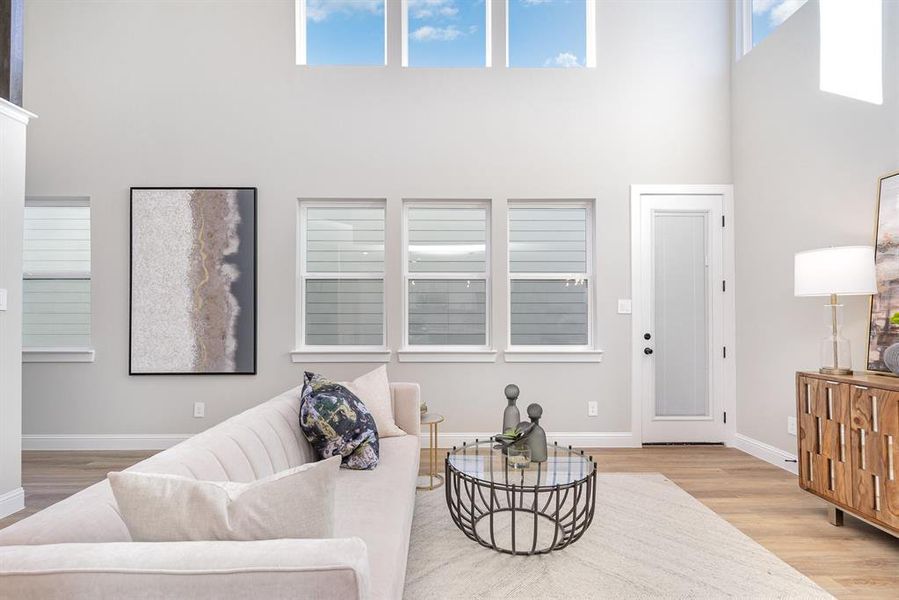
top-left (794, 246), bottom-right (877, 375)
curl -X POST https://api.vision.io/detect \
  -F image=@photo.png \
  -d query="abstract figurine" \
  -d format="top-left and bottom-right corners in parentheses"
top-left (527, 403), bottom-right (547, 462)
top-left (502, 384), bottom-right (521, 433)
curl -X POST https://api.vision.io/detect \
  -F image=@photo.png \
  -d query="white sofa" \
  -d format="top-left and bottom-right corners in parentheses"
top-left (0, 383), bottom-right (421, 600)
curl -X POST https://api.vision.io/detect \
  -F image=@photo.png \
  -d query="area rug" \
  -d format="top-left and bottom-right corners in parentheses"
top-left (404, 473), bottom-right (832, 599)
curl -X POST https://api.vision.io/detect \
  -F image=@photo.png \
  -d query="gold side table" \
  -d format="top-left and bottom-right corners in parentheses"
top-left (417, 413), bottom-right (445, 491)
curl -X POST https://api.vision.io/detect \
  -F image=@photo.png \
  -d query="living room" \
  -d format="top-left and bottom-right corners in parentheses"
top-left (0, 0), bottom-right (896, 598)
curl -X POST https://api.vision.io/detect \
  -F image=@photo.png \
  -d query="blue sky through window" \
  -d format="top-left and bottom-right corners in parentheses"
top-left (306, 0), bottom-right (385, 65)
top-left (508, 0), bottom-right (586, 68)
top-left (408, 0), bottom-right (487, 67)
top-left (751, 0), bottom-right (808, 48)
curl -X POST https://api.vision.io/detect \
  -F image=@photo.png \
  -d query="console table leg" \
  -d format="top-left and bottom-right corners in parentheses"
top-left (827, 506), bottom-right (844, 527)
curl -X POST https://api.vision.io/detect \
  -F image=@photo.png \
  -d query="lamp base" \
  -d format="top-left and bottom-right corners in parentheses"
top-left (820, 367), bottom-right (853, 376)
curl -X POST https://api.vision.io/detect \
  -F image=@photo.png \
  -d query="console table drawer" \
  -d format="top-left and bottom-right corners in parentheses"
top-left (797, 376), bottom-right (850, 505)
top-left (849, 385), bottom-right (899, 528)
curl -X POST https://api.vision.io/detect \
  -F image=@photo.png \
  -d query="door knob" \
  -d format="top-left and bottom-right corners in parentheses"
top-left (644, 333), bottom-right (651, 340)
top-left (644, 348), bottom-right (653, 355)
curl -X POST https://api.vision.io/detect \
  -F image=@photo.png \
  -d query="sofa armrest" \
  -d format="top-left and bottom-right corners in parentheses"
top-left (390, 382), bottom-right (421, 437)
top-left (0, 538), bottom-right (370, 600)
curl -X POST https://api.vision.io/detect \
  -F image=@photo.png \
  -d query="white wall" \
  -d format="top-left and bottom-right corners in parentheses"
top-left (733, 1), bottom-right (899, 454)
top-left (20, 0), bottom-right (731, 442)
top-left (0, 100), bottom-right (32, 516)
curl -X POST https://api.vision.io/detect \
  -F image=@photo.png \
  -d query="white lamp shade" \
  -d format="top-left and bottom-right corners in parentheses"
top-left (794, 246), bottom-right (878, 297)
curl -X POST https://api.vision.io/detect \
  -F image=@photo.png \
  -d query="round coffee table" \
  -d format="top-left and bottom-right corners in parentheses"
top-left (445, 440), bottom-right (596, 555)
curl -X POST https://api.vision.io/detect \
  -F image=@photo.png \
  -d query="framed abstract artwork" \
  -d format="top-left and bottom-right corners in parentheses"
top-left (130, 188), bottom-right (257, 375)
top-left (866, 172), bottom-right (899, 372)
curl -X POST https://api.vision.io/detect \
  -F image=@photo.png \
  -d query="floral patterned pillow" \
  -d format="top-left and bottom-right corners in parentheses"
top-left (299, 371), bottom-right (379, 470)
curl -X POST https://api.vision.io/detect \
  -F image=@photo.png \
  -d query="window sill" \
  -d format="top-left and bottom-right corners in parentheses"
top-left (397, 349), bottom-right (497, 363)
top-left (290, 349), bottom-right (392, 363)
top-left (23, 348), bottom-right (96, 363)
top-left (503, 349), bottom-right (603, 363)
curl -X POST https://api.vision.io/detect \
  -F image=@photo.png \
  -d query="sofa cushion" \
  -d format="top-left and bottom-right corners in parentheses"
top-left (343, 366), bottom-right (406, 438)
top-left (333, 434), bottom-right (419, 600)
top-left (0, 479), bottom-right (130, 546)
top-left (109, 456), bottom-right (340, 542)
top-left (0, 538), bottom-right (371, 600)
top-left (300, 371), bottom-right (379, 470)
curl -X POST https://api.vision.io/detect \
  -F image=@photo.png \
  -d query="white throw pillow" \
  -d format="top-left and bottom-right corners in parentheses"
top-left (343, 365), bottom-right (407, 438)
top-left (108, 455), bottom-right (340, 542)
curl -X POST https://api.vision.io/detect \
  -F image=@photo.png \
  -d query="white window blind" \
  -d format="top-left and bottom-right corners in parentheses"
top-left (300, 203), bottom-right (385, 347)
top-left (404, 203), bottom-right (489, 348)
top-left (23, 198), bottom-right (91, 349)
top-left (509, 204), bottom-right (591, 347)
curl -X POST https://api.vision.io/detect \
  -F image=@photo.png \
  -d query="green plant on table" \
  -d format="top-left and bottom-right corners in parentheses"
top-left (495, 426), bottom-right (524, 444)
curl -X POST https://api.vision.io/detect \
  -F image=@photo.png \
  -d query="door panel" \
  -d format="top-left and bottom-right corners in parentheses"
top-left (637, 193), bottom-right (725, 443)
top-left (653, 213), bottom-right (709, 419)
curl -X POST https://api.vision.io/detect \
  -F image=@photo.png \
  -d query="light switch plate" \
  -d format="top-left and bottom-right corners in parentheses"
top-left (787, 416), bottom-right (797, 436)
top-left (617, 299), bottom-right (632, 314)
top-left (0, 288), bottom-right (7, 311)
top-left (193, 402), bottom-right (206, 418)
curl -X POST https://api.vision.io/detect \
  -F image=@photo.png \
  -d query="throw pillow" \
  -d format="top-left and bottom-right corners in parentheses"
top-left (108, 455), bottom-right (340, 542)
top-left (342, 365), bottom-right (406, 438)
top-left (300, 371), bottom-right (380, 470)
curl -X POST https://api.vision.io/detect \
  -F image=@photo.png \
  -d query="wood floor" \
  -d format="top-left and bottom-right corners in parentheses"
top-left (2, 446), bottom-right (898, 599)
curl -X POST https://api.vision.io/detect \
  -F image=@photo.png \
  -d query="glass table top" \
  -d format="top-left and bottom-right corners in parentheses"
top-left (446, 440), bottom-right (595, 488)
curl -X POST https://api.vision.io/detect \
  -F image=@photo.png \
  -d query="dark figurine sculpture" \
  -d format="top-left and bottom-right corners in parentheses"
top-left (527, 403), bottom-right (547, 462)
top-left (502, 384), bottom-right (521, 433)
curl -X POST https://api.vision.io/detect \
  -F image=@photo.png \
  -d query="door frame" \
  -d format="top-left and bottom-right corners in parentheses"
top-left (630, 184), bottom-right (736, 446)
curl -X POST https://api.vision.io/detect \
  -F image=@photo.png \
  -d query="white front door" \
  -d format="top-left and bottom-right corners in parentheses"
top-left (633, 191), bottom-right (727, 443)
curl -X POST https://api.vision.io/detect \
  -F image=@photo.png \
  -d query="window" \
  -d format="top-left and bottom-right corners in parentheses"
top-left (404, 0), bottom-right (490, 67)
top-left (402, 202), bottom-right (492, 355)
top-left (297, 0), bottom-right (386, 66)
top-left (507, 202), bottom-right (595, 353)
top-left (23, 197), bottom-right (93, 361)
top-left (819, 0), bottom-right (882, 105)
top-left (746, 0), bottom-right (808, 50)
top-left (297, 201), bottom-right (386, 354)
top-left (507, 0), bottom-right (595, 68)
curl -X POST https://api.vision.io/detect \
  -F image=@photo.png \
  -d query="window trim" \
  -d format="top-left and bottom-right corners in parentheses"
top-left (505, 199), bottom-right (597, 356)
top-left (23, 348), bottom-right (96, 363)
top-left (22, 196), bottom-right (94, 362)
top-left (735, 0), bottom-right (753, 59)
top-left (401, 199), bottom-right (494, 357)
top-left (295, 199), bottom-right (389, 359)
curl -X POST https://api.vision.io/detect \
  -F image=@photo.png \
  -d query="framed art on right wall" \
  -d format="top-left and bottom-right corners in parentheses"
top-left (866, 171), bottom-right (899, 372)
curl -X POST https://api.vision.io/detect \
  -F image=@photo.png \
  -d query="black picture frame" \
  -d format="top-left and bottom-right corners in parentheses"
top-left (129, 187), bottom-right (257, 375)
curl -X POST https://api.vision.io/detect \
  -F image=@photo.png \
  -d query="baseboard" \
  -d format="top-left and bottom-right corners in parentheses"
top-left (732, 433), bottom-right (798, 475)
top-left (419, 431), bottom-right (639, 449)
top-left (0, 487), bottom-right (25, 519)
top-left (22, 434), bottom-right (192, 451)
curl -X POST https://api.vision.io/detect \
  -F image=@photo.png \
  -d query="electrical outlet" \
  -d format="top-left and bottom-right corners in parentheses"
top-left (193, 402), bottom-right (205, 418)
top-left (787, 416), bottom-right (797, 436)
top-left (587, 401), bottom-right (598, 417)
top-left (617, 299), bottom-right (632, 314)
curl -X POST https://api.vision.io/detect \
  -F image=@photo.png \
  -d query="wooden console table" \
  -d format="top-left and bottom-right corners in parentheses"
top-left (796, 371), bottom-right (898, 536)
